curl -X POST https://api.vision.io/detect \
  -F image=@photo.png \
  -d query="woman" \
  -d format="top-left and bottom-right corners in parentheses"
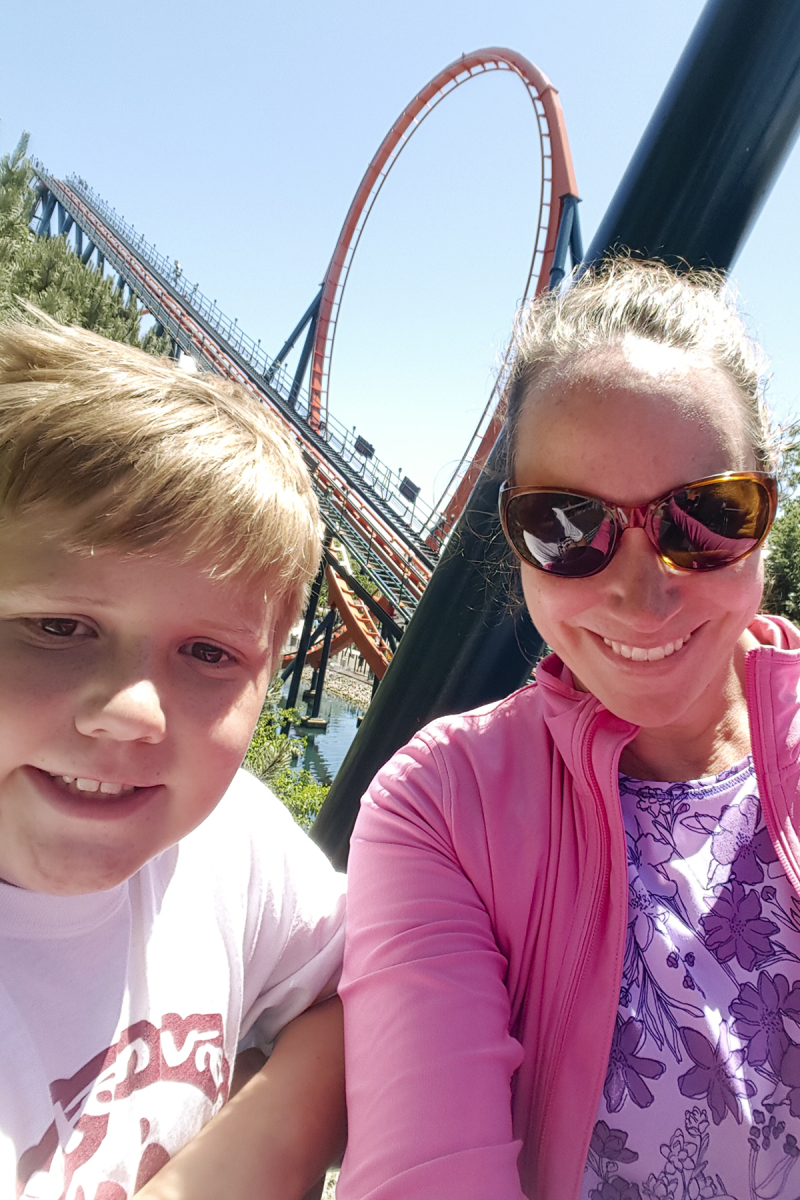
top-left (337, 261), bottom-right (800, 1200)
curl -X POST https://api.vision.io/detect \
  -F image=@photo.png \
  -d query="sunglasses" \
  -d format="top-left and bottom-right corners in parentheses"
top-left (499, 471), bottom-right (778, 578)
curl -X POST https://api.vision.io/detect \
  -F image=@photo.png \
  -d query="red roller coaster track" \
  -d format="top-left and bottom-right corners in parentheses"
top-left (309, 47), bottom-right (579, 535)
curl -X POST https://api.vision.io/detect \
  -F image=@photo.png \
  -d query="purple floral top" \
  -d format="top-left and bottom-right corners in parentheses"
top-left (579, 758), bottom-right (800, 1200)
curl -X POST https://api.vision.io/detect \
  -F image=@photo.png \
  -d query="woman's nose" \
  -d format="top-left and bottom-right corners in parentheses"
top-left (74, 677), bottom-right (167, 743)
top-left (605, 527), bottom-right (682, 620)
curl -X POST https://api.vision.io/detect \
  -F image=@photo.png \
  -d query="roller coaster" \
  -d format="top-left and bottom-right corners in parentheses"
top-left (28, 1), bottom-right (800, 867)
top-left (29, 48), bottom-right (580, 690)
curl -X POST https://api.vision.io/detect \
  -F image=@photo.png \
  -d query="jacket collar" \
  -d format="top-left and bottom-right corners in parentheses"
top-left (532, 613), bottom-right (800, 787)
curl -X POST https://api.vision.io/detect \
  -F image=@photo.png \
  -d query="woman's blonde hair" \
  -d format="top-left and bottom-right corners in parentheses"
top-left (0, 309), bottom-right (322, 651)
top-left (502, 258), bottom-right (775, 475)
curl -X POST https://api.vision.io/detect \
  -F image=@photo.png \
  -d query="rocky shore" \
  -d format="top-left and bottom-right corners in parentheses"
top-left (323, 665), bottom-right (372, 710)
top-left (292, 664), bottom-right (372, 712)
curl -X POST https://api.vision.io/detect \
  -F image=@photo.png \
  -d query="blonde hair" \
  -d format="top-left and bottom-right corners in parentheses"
top-left (503, 258), bottom-right (775, 475)
top-left (0, 309), bottom-right (322, 652)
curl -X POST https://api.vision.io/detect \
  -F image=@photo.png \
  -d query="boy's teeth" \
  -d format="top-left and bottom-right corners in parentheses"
top-left (602, 634), bottom-right (690, 662)
top-left (56, 775), bottom-right (134, 796)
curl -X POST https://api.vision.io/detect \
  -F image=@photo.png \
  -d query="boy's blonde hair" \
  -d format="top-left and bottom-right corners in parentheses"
top-left (0, 310), bottom-right (322, 653)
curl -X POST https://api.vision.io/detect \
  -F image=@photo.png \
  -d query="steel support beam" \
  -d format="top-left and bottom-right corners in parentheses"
top-left (311, 0), bottom-right (800, 869)
top-left (81, 239), bottom-right (95, 266)
top-left (57, 203), bottom-right (73, 236)
top-left (288, 313), bottom-right (317, 410)
top-left (265, 289), bottom-right (322, 383)
top-left (281, 609), bottom-right (336, 682)
top-left (38, 192), bottom-right (56, 237)
top-left (310, 616), bottom-right (335, 720)
top-left (286, 539), bottom-right (330, 710)
top-left (548, 195), bottom-right (582, 291)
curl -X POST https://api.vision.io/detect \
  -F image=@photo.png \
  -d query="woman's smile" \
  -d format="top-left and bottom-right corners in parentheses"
top-left (599, 630), bottom-right (693, 661)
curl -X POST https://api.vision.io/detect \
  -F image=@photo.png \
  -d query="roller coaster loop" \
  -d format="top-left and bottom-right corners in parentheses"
top-left (309, 47), bottom-right (580, 537)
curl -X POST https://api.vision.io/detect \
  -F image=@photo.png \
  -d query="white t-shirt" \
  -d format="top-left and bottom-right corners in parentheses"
top-left (0, 769), bottom-right (346, 1200)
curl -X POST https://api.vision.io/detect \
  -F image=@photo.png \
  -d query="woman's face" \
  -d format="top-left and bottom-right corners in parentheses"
top-left (516, 338), bottom-right (765, 735)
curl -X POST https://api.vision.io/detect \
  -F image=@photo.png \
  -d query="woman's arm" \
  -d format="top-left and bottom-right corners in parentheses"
top-left (135, 996), bottom-right (345, 1200)
top-left (337, 735), bottom-right (527, 1200)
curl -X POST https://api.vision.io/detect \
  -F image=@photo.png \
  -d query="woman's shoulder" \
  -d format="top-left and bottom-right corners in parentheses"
top-left (416, 681), bottom-right (547, 756)
top-left (366, 683), bottom-right (554, 823)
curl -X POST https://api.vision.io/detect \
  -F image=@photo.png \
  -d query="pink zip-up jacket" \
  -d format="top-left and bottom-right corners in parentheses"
top-left (338, 615), bottom-right (800, 1200)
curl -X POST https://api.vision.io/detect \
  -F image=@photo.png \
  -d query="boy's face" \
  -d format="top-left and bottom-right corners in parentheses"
top-left (0, 517), bottom-right (276, 894)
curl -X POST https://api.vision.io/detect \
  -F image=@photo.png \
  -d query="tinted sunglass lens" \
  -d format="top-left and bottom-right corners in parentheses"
top-left (656, 479), bottom-right (770, 568)
top-left (507, 493), bottom-right (614, 576)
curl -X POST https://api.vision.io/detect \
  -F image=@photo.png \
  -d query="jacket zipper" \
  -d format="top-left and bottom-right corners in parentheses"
top-left (746, 650), bottom-right (800, 897)
top-left (534, 712), bottom-right (626, 1199)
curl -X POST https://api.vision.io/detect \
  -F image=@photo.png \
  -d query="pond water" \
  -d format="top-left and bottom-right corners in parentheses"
top-left (283, 687), bottom-right (365, 785)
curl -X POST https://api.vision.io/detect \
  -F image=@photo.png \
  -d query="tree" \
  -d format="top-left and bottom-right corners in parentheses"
top-left (243, 685), bottom-right (329, 830)
top-left (0, 131), bottom-right (169, 351)
top-left (764, 448), bottom-right (800, 622)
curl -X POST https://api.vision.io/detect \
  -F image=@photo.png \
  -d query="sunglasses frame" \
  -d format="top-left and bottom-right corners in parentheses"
top-left (498, 471), bottom-right (778, 578)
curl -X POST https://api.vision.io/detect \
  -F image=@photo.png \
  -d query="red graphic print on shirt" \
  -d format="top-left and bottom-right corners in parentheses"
top-left (17, 1013), bottom-right (230, 1200)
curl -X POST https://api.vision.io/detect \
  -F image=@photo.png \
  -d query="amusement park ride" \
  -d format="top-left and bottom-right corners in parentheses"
top-left (29, 0), bottom-right (800, 865)
top-left (30, 50), bottom-right (580, 741)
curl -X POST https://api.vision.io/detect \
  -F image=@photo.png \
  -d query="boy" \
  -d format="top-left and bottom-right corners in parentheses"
top-left (0, 311), bottom-right (346, 1199)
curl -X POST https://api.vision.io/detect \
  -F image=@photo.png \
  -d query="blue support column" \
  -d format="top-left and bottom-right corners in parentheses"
top-left (74, 226), bottom-right (83, 257)
top-left (81, 240), bottom-right (95, 266)
top-left (38, 192), bottom-right (56, 238)
top-left (548, 196), bottom-right (582, 290)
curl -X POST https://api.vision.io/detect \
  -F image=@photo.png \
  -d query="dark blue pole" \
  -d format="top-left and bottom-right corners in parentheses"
top-left (585, 0), bottom-right (800, 270)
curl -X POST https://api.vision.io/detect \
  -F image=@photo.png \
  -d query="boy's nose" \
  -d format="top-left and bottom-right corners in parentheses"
top-left (75, 679), bottom-right (167, 743)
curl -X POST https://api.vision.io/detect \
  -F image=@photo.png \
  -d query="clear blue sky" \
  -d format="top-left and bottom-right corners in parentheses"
top-left (4, 0), bottom-right (800, 503)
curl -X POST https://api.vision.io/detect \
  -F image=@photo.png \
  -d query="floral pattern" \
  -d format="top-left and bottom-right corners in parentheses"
top-left (700, 882), bottom-right (779, 972)
top-left (580, 760), bottom-right (800, 1200)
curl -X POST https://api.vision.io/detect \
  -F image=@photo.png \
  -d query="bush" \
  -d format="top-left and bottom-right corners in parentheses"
top-left (243, 685), bottom-right (329, 830)
top-left (269, 766), bottom-right (330, 831)
top-left (764, 491), bottom-right (800, 622)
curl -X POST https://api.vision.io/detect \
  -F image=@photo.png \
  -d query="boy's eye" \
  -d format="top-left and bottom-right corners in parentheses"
top-left (187, 641), bottom-right (229, 664)
top-left (37, 618), bottom-right (88, 638)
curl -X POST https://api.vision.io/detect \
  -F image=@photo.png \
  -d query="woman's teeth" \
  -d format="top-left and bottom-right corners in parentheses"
top-left (52, 774), bottom-right (137, 797)
top-left (602, 634), bottom-right (691, 662)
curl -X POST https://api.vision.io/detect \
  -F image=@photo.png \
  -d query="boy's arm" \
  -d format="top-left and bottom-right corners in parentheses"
top-left (135, 995), bottom-right (345, 1200)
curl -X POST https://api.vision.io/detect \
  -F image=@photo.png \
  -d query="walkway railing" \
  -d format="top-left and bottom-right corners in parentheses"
top-left (56, 170), bottom-right (442, 544)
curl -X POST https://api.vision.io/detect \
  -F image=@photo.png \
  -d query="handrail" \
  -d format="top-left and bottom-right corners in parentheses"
top-left (32, 161), bottom-right (444, 545)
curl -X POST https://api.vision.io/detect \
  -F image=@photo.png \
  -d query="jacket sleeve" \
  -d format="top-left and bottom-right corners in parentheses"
top-left (337, 731), bottom-right (527, 1200)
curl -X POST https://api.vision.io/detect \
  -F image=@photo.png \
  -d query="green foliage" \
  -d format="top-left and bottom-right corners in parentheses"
top-left (764, 449), bottom-right (800, 621)
top-left (243, 695), bottom-right (302, 781)
top-left (764, 493), bottom-right (800, 620)
top-left (243, 682), bottom-right (329, 830)
top-left (269, 766), bottom-right (330, 831)
top-left (0, 130), bottom-right (170, 353)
